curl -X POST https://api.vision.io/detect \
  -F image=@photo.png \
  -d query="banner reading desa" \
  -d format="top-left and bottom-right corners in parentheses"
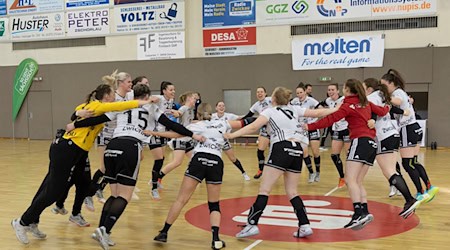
top-left (13, 58), bottom-right (39, 121)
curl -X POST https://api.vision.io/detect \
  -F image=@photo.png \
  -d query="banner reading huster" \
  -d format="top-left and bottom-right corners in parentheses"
top-left (13, 58), bottom-right (39, 121)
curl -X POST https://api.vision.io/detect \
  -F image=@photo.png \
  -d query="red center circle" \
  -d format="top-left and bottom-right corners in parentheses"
top-left (185, 195), bottom-right (420, 242)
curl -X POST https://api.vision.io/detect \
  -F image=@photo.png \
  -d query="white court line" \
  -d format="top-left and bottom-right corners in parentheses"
top-left (325, 186), bottom-right (339, 196)
top-left (244, 240), bottom-right (263, 250)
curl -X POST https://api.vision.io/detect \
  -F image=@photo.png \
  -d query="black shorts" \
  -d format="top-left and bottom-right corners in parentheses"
top-left (185, 153), bottom-right (224, 184)
top-left (266, 141), bottom-right (303, 173)
top-left (104, 137), bottom-right (142, 186)
top-left (308, 129), bottom-right (321, 141)
top-left (376, 134), bottom-right (400, 155)
top-left (149, 136), bottom-right (168, 150)
top-left (347, 137), bottom-right (377, 166)
top-left (96, 132), bottom-right (112, 146)
top-left (332, 129), bottom-right (350, 142)
top-left (400, 122), bottom-right (423, 148)
top-left (171, 139), bottom-right (194, 152)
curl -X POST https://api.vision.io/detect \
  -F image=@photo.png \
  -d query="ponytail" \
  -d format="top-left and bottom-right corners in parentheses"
top-left (381, 68), bottom-right (406, 90)
top-left (345, 79), bottom-right (368, 106)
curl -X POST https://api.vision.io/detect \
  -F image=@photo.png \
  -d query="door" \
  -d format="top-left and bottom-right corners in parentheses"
top-left (27, 91), bottom-right (53, 140)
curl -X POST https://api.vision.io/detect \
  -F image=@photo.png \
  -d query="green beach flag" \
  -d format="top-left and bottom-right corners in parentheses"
top-left (12, 58), bottom-right (38, 121)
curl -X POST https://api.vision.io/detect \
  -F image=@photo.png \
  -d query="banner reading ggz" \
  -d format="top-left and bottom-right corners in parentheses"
top-left (13, 58), bottom-right (39, 121)
top-left (113, 1), bottom-right (185, 33)
top-left (203, 0), bottom-right (255, 28)
top-left (10, 13), bottom-right (65, 41)
top-left (292, 34), bottom-right (385, 70)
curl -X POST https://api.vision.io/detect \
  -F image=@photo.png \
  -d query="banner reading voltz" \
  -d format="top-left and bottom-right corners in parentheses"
top-left (10, 13), bottom-right (65, 41)
top-left (66, 8), bottom-right (110, 36)
top-left (113, 1), bottom-right (185, 34)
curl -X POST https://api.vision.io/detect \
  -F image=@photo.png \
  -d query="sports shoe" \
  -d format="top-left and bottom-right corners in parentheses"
top-left (84, 196), bottom-right (95, 212)
top-left (236, 224), bottom-right (259, 238)
top-left (51, 206), bottom-right (68, 215)
top-left (351, 214), bottom-right (374, 230)
top-left (293, 224), bottom-right (313, 238)
top-left (338, 178), bottom-right (346, 188)
top-left (399, 199), bottom-right (421, 219)
top-left (132, 191), bottom-right (140, 200)
top-left (151, 189), bottom-right (161, 200)
top-left (416, 192), bottom-right (431, 202)
top-left (426, 186), bottom-right (439, 203)
top-left (308, 173), bottom-right (315, 183)
top-left (212, 240), bottom-right (226, 250)
top-left (243, 172), bottom-right (251, 181)
top-left (389, 185), bottom-right (398, 197)
top-left (157, 178), bottom-right (164, 189)
top-left (92, 232), bottom-right (115, 246)
top-left (253, 170), bottom-right (262, 179)
top-left (344, 214), bottom-right (362, 229)
top-left (28, 223), bottom-right (47, 239)
top-left (11, 218), bottom-right (29, 244)
top-left (93, 226), bottom-right (110, 250)
top-left (396, 190), bottom-right (402, 196)
top-left (319, 147), bottom-right (328, 152)
top-left (69, 213), bottom-right (90, 227)
top-left (95, 190), bottom-right (106, 204)
top-left (154, 231), bottom-right (168, 242)
top-left (314, 172), bottom-right (320, 182)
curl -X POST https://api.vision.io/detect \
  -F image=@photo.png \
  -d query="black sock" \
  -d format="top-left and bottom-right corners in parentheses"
top-left (304, 156), bottom-right (313, 174)
top-left (361, 203), bottom-right (369, 214)
top-left (233, 159), bottom-right (245, 174)
top-left (152, 158), bottom-right (165, 190)
top-left (414, 156), bottom-right (431, 190)
top-left (104, 196), bottom-right (128, 234)
top-left (161, 222), bottom-right (172, 233)
top-left (389, 174), bottom-right (414, 202)
top-left (212, 226), bottom-right (220, 241)
top-left (396, 162), bottom-right (402, 175)
top-left (331, 154), bottom-right (345, 178)
top-left (248, 195), bottom-right (268, 225)
top-left (353, 202), bottom-right (362, 217)
top-left (314, 156), bottom-right (321, 173)
top-left (257, 150), bottom-right (265, 171)
top-left (402, 158), bottom-right (423, 194)
top-left (290, 196), bottom-right (310, 226)
top-left (159, 171), bottom-right (166, 179)
top-left (100, 196), bottom-right (115, 227)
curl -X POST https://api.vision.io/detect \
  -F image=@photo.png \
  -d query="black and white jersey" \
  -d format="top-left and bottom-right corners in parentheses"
top-left (154, 95), bottom-right (174, 132)
top-left (325, 96), bottom-right (348, 131)
top-left (177, 105), bottom-right (195, 142)
top-left (260, 106), bottom-right (309, 146)
top-left (107, 104), bottom-right (162, 144)
top-left (391, 88), bottom-right (416, 127)
top-left (188, 120), bottom-right (231, 158)
top-left (102, 92), bottom-right (133, 138)
top-left (211, 112), bottom-right (239, 121)
top-left (290, 96), bottom-right (320, 124)
top-left (249, 97), bottom-right (272, 115)
top-left (367, 90), bottom-right (399, 141)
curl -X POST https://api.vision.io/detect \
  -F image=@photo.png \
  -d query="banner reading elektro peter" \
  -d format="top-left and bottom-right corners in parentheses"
top-left (292, 34), bottom-right (385, 70)
top-left (66, 9), bottom-right (110, 37)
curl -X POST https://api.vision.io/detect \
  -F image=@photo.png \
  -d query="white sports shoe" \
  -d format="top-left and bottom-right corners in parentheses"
top-left (236, 224), bottom-right (259, 238)
top-left (92, 231), bottom-right (115, 246)
top-left (94, 226), bottom-right (110, 250)
top-left (293, 224), bottom-right (313, 238)
top-left (11, 218), bottom-right (29, 244)
top-left (28, 223), bottom-right (47, 239)
top-left (389, 185), bottom-right (398, 197)
top-left (84, 196), bottom-right (95, 212)
top-left (151, 189), bottom-right (160, 200)
top-left (243, 172), bottom-right (251, 181)
top-left (308, 173), bottom-right (315, 183)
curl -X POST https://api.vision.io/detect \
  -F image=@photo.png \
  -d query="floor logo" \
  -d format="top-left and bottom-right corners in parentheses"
top-left (317, 0), bottom-right (347, 17)
top-left (185, 195), bottom-right (419, 242)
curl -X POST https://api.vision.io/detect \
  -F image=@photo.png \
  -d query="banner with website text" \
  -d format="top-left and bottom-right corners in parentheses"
top-left (292, 34), bottom-right (385, 70)
top-left (257, 0), bottom-right (437, 26)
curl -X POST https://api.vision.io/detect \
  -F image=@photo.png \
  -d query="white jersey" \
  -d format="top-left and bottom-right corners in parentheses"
top-left (367, 91), bottom-right (399, 141)
top-left (290, 96), bottom-right (320, 124)
top-left (177, 105), bottom-right (195, 141)
top-left (154, 95), bottom-right (174, 132)
top-left (102, 92), bottom-right (132, 138)
top-left (107, 104), bottom-right (162, 144)
top-left (211, 112), bottom-right (239, 121)
top-left (188, 120), bottom-right (231, 157)
top-left (325, 96), bottom-right (348, 131)
top-left (249, 97), bottom-right (272, 115)
top-left (391, 88), bottom-right (416, 127)
top-left (260, 106), bottom-right (309, 146)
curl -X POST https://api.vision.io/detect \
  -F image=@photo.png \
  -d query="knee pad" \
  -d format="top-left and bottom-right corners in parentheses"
top-left (208, 201), bottom-right (220, 213)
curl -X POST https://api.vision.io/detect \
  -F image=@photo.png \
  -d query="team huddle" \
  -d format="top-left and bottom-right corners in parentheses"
top-left (11, 69), bottom-right (439, 250)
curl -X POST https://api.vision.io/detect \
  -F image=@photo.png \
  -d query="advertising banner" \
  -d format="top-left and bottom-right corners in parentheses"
top-left (0, 0), bottom-right (6, 16)
top-left (8, 0), bottom-right (64, 15)
top-left (0, 17), bottom-right (8, 41)
top-left (137, 31), bottom-right (185, 60)
top-left (65, 0), bottom-right (110, 9)
top-left (203, 0), bottom-right (255, 28)
top-left (66, 8), bottom-right (110, 36)
top-left (13, 58), bottom-right (39, 121)
top-left (114, 0), bottom-right (167, 5)
top-left (292, 34), bottom-right (385, 70)
top-left (203, 26), bottom-right (256, 57)
top-left (10, 12), bottom-right (65, 40)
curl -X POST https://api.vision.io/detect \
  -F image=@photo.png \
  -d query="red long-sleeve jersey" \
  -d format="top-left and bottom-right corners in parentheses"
top-left (308, 95), bottom-right (389, 139)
